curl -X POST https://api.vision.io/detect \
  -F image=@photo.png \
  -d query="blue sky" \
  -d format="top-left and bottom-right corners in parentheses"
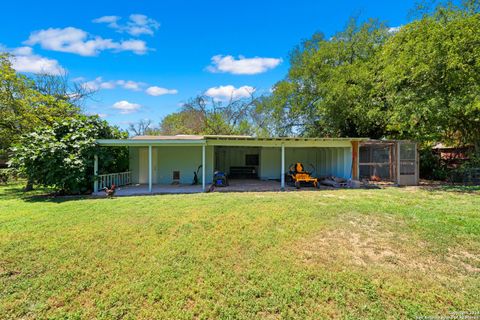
top-left (1, 0), bottom-right (416, 130)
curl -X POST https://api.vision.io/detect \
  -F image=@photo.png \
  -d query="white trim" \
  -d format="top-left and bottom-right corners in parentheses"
top-left (96, 139), bottom-right (206, 146)
top-left (206, 139), bottom-right (353, 148)
top-left (148, 145), bottom-right (152, 192)
top-left (281, 143), bottom-right (285, 190)
top-left (202, 144), bottom-right (206, 191)
top-left (96, 138), bottom-right (366, 148)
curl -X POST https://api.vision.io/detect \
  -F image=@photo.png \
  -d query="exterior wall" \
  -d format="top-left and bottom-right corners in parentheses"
top-left (260, 147), bottom-right (352, 180)
top-left (260, 147), bottom-right (281, 180)
top-left (215, 147), bottom-right (260, 175)
top-left (129, 146), bottom-right (214, 185)
top-left (129, 147), bottom-right (139, 183)
top-left (130, 145), bottom-right (352, 184)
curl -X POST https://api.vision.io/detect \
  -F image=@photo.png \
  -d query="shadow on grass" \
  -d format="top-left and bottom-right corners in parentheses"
top-left (418, 181), bottom-right (480, 194)
top-left (0, 181), bottom-right (94, 203)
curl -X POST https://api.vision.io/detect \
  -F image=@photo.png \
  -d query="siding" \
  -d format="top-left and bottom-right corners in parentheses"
top-left (129, 146), bottom-right (214, 184)
top-left (129, 145), bottom-right (352, 184)
top-left (215, 147), bottom-right (260, 175)
top-left (260, 147), bottom-right (352, 180)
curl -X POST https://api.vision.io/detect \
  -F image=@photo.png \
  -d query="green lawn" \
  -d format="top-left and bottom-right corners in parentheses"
top-left (1, 183), bottom-right (479, 319)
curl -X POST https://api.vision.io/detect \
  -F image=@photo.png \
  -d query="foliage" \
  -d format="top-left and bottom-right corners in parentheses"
top-left (128, 119), bottom-right (160, 136)
top-left (419, 148), bottom-right (449, 180)
top-left (9, 116), bottom-right (128, 194)
top-left (159, 94), bottom-right (270, 136)
top-left (265, 18), bottom-right (391, 137)
top-left (0, 168), bottom-right (16, 184)
top-left (1, 184), bottom-right (479, 318)
top-left (0, 53), bottom-right (87, 153)
top-left (448, 153), bottom-right (480, 183)
top-left (381, 3), bottom-right (480, 149)
top-left (263, 2), bottom-right (480, 158)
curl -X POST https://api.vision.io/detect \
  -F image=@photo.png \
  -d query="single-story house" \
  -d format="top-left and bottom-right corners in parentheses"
top-left (94, 135), bottom-right (418, 194)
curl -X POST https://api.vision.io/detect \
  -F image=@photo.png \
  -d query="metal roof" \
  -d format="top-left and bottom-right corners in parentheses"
top-left (96, 135), bottom-right (368, 147)
top-left (129, 134), bottom-right (368, 142)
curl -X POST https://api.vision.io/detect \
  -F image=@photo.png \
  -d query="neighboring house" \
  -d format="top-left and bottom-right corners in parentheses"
top-left (94, 135), bottom-right (418, 193)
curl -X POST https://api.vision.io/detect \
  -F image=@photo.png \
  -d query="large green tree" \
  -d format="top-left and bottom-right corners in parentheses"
top-left (380, 3), bottom-right (480, 151)
top-left (0, 54), bottom-right (84, 153)
top-left (9, 116), bottom-right (128, 194)
top-left (266, 18), bottom-right (390, 137)
top-left (264, 1), bottom-right (479, 156)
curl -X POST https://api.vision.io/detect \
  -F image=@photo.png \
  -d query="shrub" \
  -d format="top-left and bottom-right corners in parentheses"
top-left (0, 168), bottom-right (16, 184)
top-left (9, 116), bottom-right (128, 194)
top-left (419, 148), bottom-right (448, 181)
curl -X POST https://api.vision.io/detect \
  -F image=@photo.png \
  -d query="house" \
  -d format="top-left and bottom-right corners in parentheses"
top-left (94, 135), bottom-right (418, 195)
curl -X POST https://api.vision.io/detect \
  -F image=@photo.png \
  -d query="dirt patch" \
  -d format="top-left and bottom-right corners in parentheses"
top-left (447, 249), bottom-right (480, 273)
top-left (295, 215), bottom-right (477, 277)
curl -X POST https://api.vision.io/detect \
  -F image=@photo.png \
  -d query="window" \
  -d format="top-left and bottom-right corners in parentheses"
top-left (173, 171), bottom-right (180, 180)
top-left (245, 154), bottom-right (259, 166)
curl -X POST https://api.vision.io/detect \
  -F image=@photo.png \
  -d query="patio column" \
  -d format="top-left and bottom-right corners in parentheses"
top-left (351, 141), bottom-right (359, 180)
top-left (281, 143), bottom-right (285, 191)
top-left (148, 145), bottom-right (152, 192)
top-left (93, 154), bottom-right (98, 193)
top-left (202, 144), bottom-right (206, 191)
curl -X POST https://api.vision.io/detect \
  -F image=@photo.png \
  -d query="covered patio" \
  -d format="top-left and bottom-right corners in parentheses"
top-left (93, 135), bottom-right (366, 195)
top-left (91, 179), bottom-right (333, 196)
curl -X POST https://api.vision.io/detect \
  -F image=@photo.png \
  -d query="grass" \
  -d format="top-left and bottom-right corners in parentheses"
top-left (0, 183), bottom-right (479, 319)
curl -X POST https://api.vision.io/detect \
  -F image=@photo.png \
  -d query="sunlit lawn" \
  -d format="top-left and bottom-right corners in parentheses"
top-left (1, 182), bottom-right (479, 319)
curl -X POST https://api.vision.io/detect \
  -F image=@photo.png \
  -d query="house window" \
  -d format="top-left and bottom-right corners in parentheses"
top-left (173, 171), bottom-right (180, 180)
top-left (245, 154), bottom-right (259, 166)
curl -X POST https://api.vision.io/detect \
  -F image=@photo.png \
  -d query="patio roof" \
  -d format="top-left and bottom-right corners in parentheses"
top-left (96, 135), bottom-right (368, 147)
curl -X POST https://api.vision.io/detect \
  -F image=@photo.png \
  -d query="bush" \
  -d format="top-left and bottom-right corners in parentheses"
top-left (9, 116), bottom-right (128, 194)
top-left (448, 154), bottom-right (480, 184)
top-left (0, 168), bottom-right (16, 184)
top-left (419, 148), bottom-right (448, 181)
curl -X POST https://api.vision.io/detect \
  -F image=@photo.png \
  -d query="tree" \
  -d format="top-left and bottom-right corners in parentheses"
top-left (159, 94), bottom-right (265, 136)
top-left (266, 18), bottom-right (391, 138)
top-left (9, 116), bottom-right (128, 194)
top-left (128, 119), bottom-right (159, 136)
top-left (0, 54), bottom-right (88, 153)
top-left (380, 2), bottom-right (480, 153)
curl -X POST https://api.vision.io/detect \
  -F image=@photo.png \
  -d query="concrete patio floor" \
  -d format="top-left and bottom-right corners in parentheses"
top-left (92, 179), bottom-right (326, 196)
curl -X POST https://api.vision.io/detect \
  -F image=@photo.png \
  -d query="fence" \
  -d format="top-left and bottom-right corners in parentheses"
top-left (97, 171), bottom-right (132, 190)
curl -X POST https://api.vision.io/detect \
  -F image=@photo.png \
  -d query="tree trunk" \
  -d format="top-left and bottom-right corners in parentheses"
top-left (24, 178), bottom-right (34, 191)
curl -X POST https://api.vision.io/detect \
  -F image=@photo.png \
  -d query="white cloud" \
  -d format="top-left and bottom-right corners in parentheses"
top-left (206, 55), bottom-right (282, 75)
top-left (93, 14), bottom-right (160, 36)
top-left (145, 86), bottom-right (178, 96)
top-left (205, 85), bottom-right (255, 101)
top-left (92, 15), bottom-right (120, 24)
top-left (116, 80), bottom-right (144, 91)
top-left (112, 100), bottom-right (141, 114)
top-left (24, 27), bottom-right (148, 56)
top-left (79, 77), bottom-right (145, 91)
top-left (6, 46), bottom-right (65, 75)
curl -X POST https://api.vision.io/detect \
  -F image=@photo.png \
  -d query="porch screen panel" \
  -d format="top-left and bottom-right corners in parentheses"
top-left (400, 143), bottom-right (416, 175)
top-left (359, 143), bottom-right (395, 181)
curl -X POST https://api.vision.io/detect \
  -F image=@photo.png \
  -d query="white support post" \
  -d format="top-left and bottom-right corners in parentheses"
top-left (148, 145), bottom-right (152, 192)
top-left (202, 144), bottom-right (206, 191)
top-left (93, 155), bottom-right (98, 193)
top-left (281, 143), bottom-right (285, 191)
